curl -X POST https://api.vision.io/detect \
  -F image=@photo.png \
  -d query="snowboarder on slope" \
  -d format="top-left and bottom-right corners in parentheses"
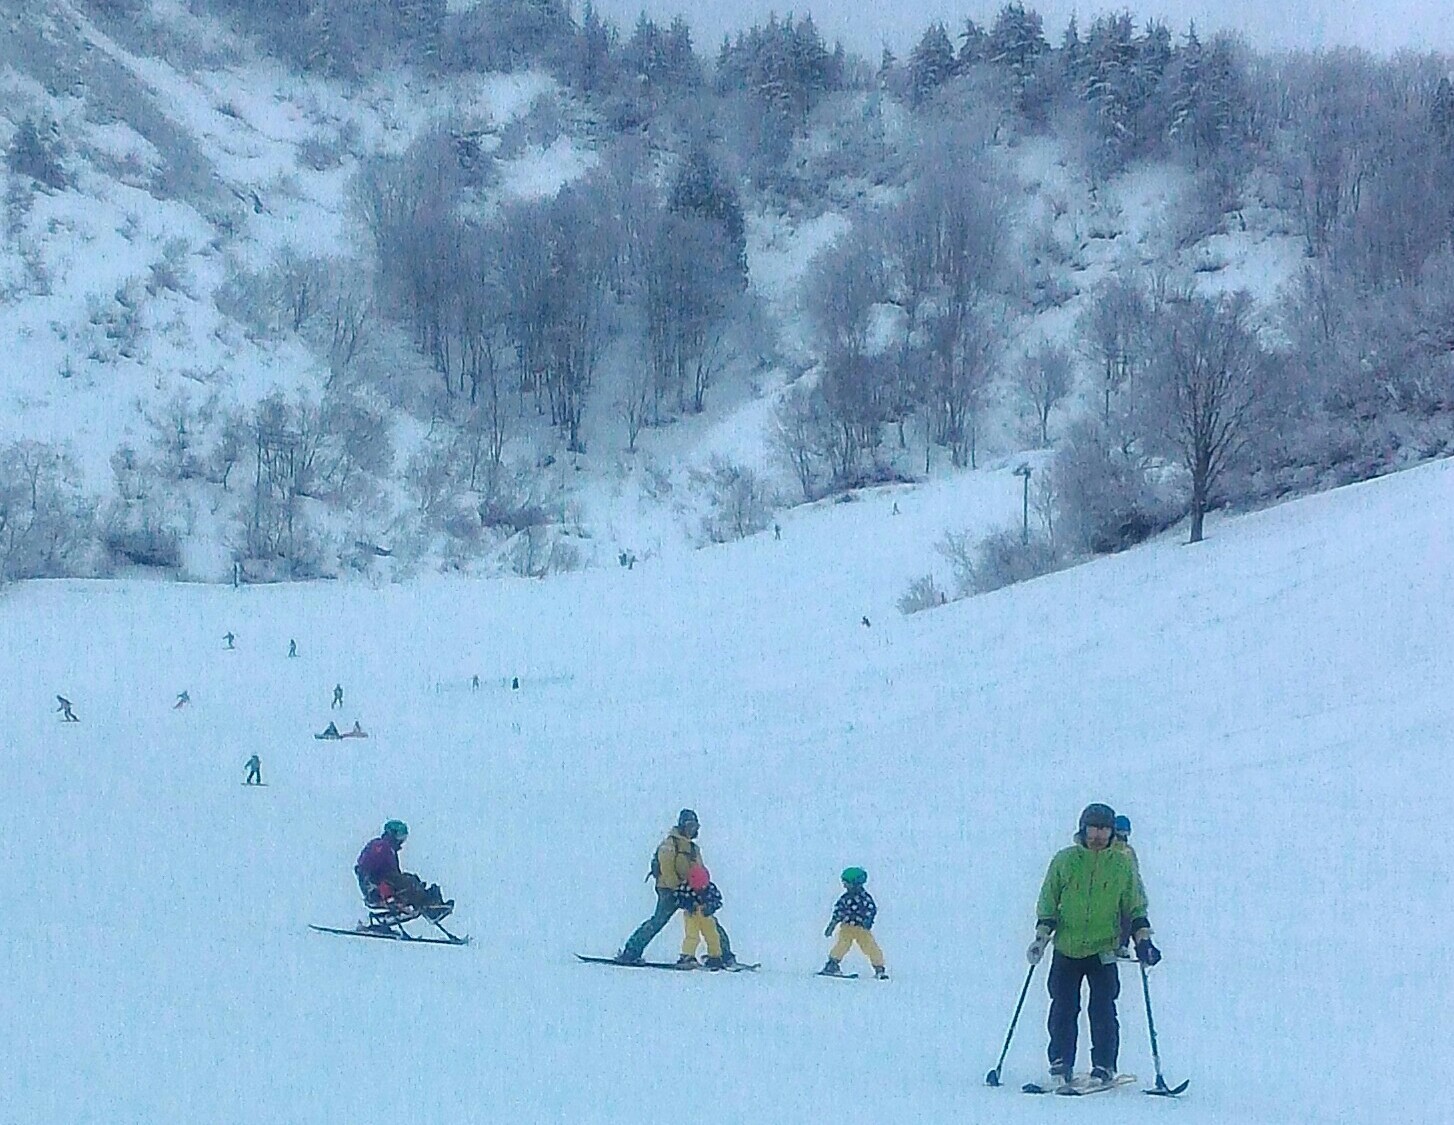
top-left (355, 820), bottom-right (451, 918)
top-left (244, 754), bottom-right (261, 785)
top-left (332, 684), bottom-right (344, 709)
top-left (617, 809), bottom-right (736, 965)
top-left (174, 691), bottom-right (190, 709)
top-left (56, 696), bottom-right (79, 722)
top-left (676, 864), bottom-right (726, 969)
top-left (821, 866), bottom-right (887, 978)
top-left (1026, 803), bottom-right (1161, 1090)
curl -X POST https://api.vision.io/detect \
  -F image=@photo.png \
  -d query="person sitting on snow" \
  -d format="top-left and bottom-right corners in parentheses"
top-left (316, 721), bottom-right (341, 739)
top-left (355, 820), bottom-right (451, 920)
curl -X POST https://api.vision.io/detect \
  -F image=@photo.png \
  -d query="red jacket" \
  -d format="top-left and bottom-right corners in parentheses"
top-left (356, 835), bottom-right (401, 882)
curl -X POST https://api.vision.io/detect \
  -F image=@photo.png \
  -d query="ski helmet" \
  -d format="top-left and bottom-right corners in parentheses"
top-left (841, 866), bottom-right (868, 886)
top-left (687, 864), bottom-right (710, 891)
top-left (1113, 814), bottom-right (1132, 836)
top-left (1078, 803), bottom-right (1116, 832)
top-left (677, 808), bottom-right (699, 828)
top-left (383, 819), bottom-right (408, 841)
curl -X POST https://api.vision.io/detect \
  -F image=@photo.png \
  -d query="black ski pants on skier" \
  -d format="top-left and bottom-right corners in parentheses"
top-left (623, 889), bottom-right (732, 960)
top-left (1047, 951), bottom-right (1120, 1072)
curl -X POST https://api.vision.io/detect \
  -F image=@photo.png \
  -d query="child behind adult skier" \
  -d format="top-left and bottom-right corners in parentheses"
top-left (1112, 814), bottom-right (1145, 959)
top-left (821, 867), bottom-right (888, 979)
top-left (676, 863), bottom-right (726, 969)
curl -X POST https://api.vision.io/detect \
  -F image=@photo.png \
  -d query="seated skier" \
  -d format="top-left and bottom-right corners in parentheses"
top-left (340, 720), bottom-right (368, 738)
top-left (316, 721), bottom-right (341, 739)
top-left (354, 820), bottom-right (452, 921)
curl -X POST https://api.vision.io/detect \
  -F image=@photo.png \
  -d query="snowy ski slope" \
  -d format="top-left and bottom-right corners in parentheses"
top-left (4, 461), bottom-right (1452, 1124)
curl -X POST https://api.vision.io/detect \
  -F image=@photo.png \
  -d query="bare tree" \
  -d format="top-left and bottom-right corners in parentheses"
top-left (1018, 344), bottom-right (1073, 445)
top-left (1150, 291), bottom-right (1265, 543)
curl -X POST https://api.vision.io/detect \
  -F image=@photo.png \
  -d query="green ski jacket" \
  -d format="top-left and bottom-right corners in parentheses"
top-left (1036, 842), bottom-right (1149, 959)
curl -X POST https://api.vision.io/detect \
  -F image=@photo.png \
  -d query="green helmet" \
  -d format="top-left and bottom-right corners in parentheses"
top-left (841, 866), bottom-right (868, 886)
top-left (383, 819), bottom-right (408, 841)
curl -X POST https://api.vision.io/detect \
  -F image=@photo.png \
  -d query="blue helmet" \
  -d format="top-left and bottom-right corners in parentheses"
top-left (1113, 814), bottom-right (1131, 836)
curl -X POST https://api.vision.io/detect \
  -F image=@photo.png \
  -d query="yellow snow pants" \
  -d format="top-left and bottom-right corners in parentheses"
top-left (829, 923), bottom-right (884, 968)
top-left (681, 910), bottom-right (722, 959)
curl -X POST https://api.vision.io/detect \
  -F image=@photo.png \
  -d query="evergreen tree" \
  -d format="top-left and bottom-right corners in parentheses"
top-left (908, 22), bottom-right (957, 107)
top-left (669, 146), bottom-right (748, 286)
top-left (1433, 76), bottom-right (1454, 152)
top-left (959, 18), bottom-right (988, 68)
top-left (987, 2), bottom-right (1049, 114)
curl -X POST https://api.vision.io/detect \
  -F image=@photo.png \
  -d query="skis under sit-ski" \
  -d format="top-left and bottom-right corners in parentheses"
top-left (1022, 1073), bottom-right (1137, 1095)
top-left (312, 908), bottom-right (467, 946)
top-left (576, 955), bottom-right (759, 971)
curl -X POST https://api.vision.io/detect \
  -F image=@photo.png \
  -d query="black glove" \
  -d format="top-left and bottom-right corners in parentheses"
top-left (1135, 937), bottom-right (1162, 966)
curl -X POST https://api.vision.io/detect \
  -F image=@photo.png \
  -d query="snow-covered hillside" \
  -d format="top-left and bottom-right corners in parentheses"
top-left (5, 456), bottom-right (1450, 1124)
top-left (0, 0), bottom-right (1318, 581)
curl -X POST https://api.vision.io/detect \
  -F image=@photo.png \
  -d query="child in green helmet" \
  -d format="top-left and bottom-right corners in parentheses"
top-left (821, 867), bottom-right (887, 979)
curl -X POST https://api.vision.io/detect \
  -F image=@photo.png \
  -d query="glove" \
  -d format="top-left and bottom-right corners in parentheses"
top-left (824, 922), bottom-right (837, 938)
top-left (1134, 929), bottom-right (1161, 966)
top-left (1027, 933), bottom-right (1050, 965)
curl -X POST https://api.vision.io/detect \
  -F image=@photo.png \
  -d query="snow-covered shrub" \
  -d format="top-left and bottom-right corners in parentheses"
top-left (6, 117), bottom-right (70, 191)
top-left (897, 573), bottom-right (947, 615)
top-left (693, 457), bottom-right (775, 544)
top-left (1051, 422), bottom-right (1178, 555)
top-left (0, 441), bottom-right (97, 582)
top-left (966, 528), bottom-right (1063, 594)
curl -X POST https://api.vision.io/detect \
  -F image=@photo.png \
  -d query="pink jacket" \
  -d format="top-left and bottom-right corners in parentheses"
top-left (356, 835), bottom-right (401, 882)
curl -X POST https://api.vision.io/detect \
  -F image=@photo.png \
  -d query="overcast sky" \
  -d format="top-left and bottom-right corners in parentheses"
top-left (581, 1), bottom-right (1454, 59)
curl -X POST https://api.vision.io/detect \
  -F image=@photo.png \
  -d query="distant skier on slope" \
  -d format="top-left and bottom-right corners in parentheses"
top-left (316, 721), bottom-right (341, 739)
top-left (1026, 803), bottom-right (1161, 1092)
top-left (174, 690), bottom-right (190, 710)
top-left (332, 684), bottom-right (344, 709)
top-left (616, 808), bottom-right (736, 966)
top-left (56, 696), bottom-right (79, 722)
top-left (355, 820), bottom-right (451, 919)
top-left (288, 639), bottom-right (297, 658)
top-left (224, 632), bottom-right (235, 649)
top-left (820, 866), bottom-right (888, 979)
top-left (243, 754), bottom-right (261, 785)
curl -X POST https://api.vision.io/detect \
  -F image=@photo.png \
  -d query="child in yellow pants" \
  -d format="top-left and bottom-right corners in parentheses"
top-left (677, 864), bottom-right (725, 969)
top-left (821, 866), bottom-right (888, 979)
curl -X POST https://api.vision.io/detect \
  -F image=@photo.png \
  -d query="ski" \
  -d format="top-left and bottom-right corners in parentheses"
top-left (816, 971), bottom-right (860, 979)
top-left (1022, 1074), bottom-right (1136, 1095)
top-left (311, 923), bottom-right (468, 946)
top-left (577, 955), bottom-right (758, 971)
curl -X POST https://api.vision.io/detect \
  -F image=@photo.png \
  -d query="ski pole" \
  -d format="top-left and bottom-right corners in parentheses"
top-left (985, 962), bottom-right (1037, 1086)
top-left (1139, 961), bottom-right (1189, 1096)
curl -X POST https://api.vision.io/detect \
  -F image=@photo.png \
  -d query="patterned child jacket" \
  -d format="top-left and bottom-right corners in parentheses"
top-left (676, 882), bottom-right (724, 916)
top-left (831, 887), bottom-right (877, 929)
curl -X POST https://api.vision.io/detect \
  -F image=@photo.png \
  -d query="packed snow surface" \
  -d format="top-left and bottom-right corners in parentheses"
top-left (5, 461), bottom-right (1452, 1124)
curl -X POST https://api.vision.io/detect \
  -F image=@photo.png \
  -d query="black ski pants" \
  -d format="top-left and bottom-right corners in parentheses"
top-left (623, 888), bottom-right (732, 960)
top-left (1047, 950), bottom-right (1120, 1072)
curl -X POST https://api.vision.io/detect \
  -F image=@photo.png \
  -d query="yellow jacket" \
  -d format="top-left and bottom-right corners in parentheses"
top-left (654, 828), bottom-right (701, 890)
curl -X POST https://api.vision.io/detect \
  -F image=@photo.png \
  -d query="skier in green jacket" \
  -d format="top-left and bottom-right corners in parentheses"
top-left (1026, 803), bottom-right (1161, 1090)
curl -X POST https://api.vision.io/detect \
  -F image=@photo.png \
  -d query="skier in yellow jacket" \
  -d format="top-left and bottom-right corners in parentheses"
top-left (616, 809), bottom-right (736, 965)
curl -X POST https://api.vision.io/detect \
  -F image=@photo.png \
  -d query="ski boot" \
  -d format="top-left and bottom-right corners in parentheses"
top-left (613, 949), bottom-right (643, 966)
top-left (703, 956), bottom-right (725, 971)
top-left (873, 965), bottom-right (889, 980)
top-left (1049, 1060), bottom-right (1075, 1093)
top-left (1115, 944), bottom-right (1133, 960)
top-left (674, 954), bottom-right (699, 970)
top-left (1087, 1066), bottom-right (1114, 1089)
top-left (817, 957), bottom-right (843, 976)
